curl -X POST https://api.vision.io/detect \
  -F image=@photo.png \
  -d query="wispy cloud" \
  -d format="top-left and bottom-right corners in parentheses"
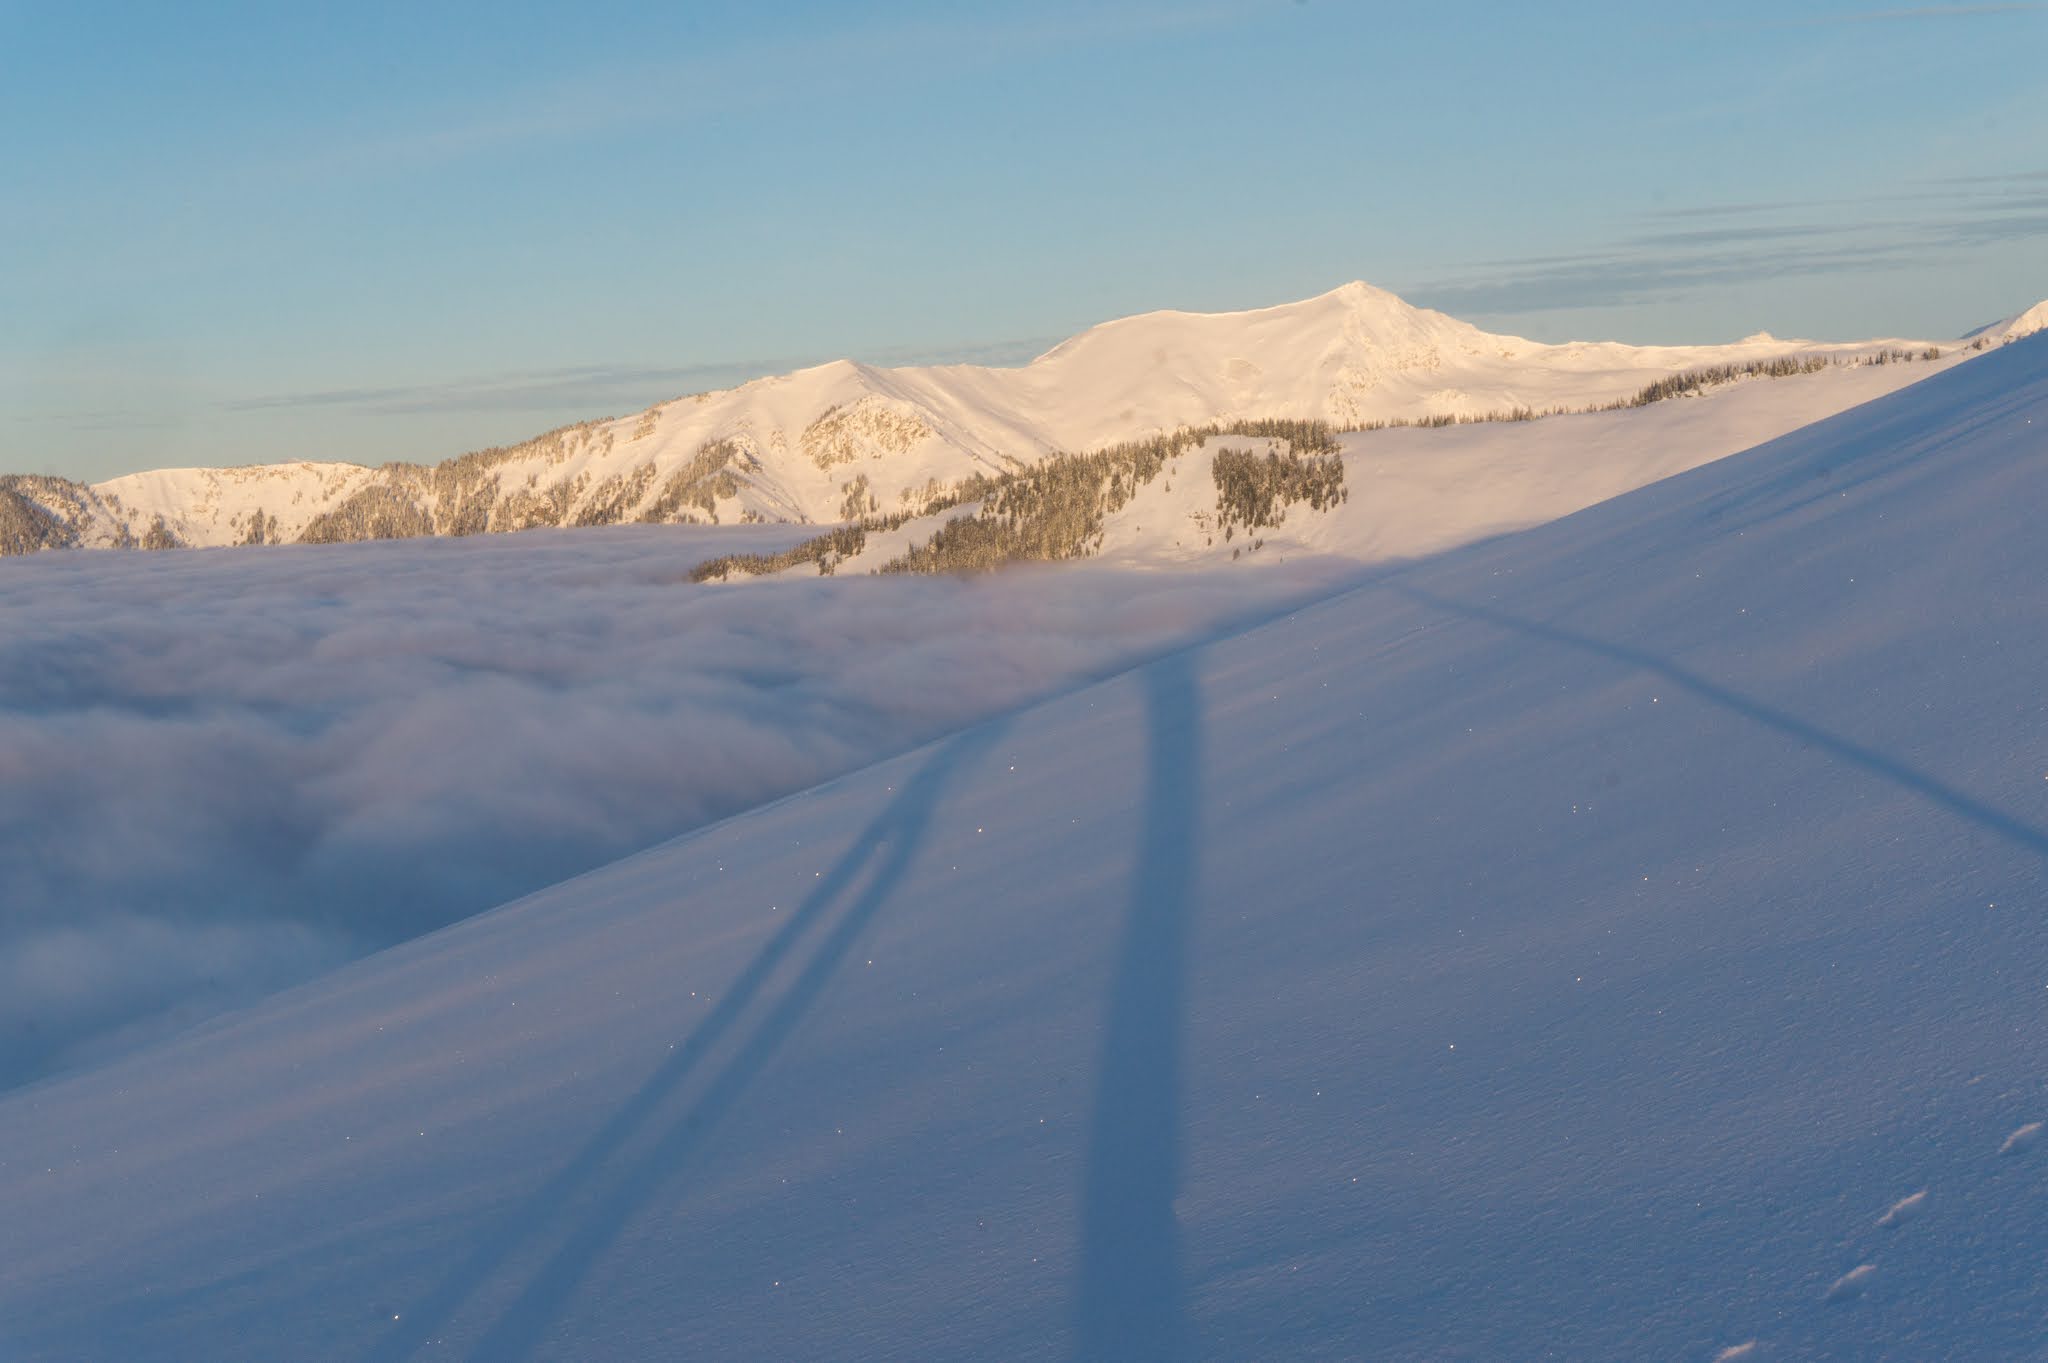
top-left (1416, 242), bottom-right (1926, 318)
top-left (223, 362), bottom-right (780, 417)
top-left (1640, 200), bottom-right (1813, 221)
top-left (221, 334), bottom-right (1060, 419)
top-left (1805, 2), bottom-right (2046, 21)
top-left (1931, 168), bottom-right (2048, 186)
top-left (9, 410), bottom-right (183, 433)
top-left (1415, 174), bottom-right (2048, 320)
top-left (292, 2), bottom-right (1269, 182)
top-left (1944, 210), bottom-right (2048, 246)
top-left (1640, 179), bottom-right (2048, 222)
top-left (1623, 221), bottom-right (1878, 251)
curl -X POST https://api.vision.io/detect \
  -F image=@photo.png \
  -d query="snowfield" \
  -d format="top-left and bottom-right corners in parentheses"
top-left (1, 332), bottom-right (2043, 1360)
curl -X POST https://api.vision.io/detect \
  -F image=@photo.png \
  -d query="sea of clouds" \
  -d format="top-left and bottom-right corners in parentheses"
top-left (0, 526), bottom-right (1349, 1088)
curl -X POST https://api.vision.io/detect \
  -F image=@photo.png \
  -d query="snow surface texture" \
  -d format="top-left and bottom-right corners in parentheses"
top-left (0, 525), bottom-right (1351, 1090)
top-left (8, 282), bottom-right (1982, 550)
top-left (1, 336), bottom-right (2043, 1360)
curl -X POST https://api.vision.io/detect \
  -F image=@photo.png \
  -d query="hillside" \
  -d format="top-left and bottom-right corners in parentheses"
top-left (0, 341), bottom-right (1974, 1096)
top-left (699, 344), bottom-right (1982, 580)
top-left (1, 282), bottom-right (1994, 555)
top-left (1, 332), bottom-right (2041, 1361)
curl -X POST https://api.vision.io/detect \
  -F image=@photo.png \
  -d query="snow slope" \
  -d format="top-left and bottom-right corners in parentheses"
top-left (1997, 298), bottom-right (2048, 344)
top-left (1967, 298), bottom-right (2048, 346)
top-left (0, 347), bottom-right (1971, 1093)
top-left (816, 345), bottom-right (1974, 576)
top-left (0, 350), bottom-right (1965, 1095)
top-left (9, 283), bottom-right (1985, 551)
top-left (95, 460), bottom-right (382, 544)
top-left (1, 336), bottom-right (2043, 1359)
top-left (0, 525), bottom-right (1354, 1093)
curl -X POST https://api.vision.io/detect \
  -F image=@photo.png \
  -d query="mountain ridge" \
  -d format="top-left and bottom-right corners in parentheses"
top-left (3, 282), bottom-right (2030, 555)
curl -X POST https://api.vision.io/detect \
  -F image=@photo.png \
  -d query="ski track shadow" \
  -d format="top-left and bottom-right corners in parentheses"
top-left (1073, 652), bottom-right (1204, 1363)
top-left (363, 719), bottom-right (1008, 1363)
top-left (1391, 584), bottom-right (2048, 862)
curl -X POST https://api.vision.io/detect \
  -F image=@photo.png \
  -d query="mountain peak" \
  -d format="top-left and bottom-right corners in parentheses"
top-left (6, 282), bottom-right (1970, 553)
top-left (1327, 279), bottom-right (1418, 308)
top-left (2002, 299), bottom-right (2048, 343)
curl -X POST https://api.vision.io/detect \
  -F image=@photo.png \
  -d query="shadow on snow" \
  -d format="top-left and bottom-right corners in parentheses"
top-left (366, 718), bottom-right (1009, 1363)
top-left (1073, 652), bottom-right (1204, 1363)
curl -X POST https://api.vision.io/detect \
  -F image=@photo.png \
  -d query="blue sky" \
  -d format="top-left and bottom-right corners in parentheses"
top-left (3, 0), bottom-right (2044, 481)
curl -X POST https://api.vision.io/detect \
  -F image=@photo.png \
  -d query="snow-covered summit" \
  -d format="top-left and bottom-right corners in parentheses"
top-left (1035, 280), bottom-right (1504, 365)
top-left (0, 283), bottom-right (1996, 553)
top-left (1961, 297), bottom-right (2048, 345)
top-left (1997, 298), bottom-right (2048, 343)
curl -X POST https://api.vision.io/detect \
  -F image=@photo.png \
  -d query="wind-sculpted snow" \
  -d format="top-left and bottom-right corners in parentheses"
top-left (0, 525), bottom-right (1352, 1089)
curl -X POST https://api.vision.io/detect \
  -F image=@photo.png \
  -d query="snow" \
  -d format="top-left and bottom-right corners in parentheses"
top-left (0, 523), bottom-right (1346, 1090)
top-left (1827, 1266), bottom-right (1880, 1303)
top-left (1997, 1121), bottom-right (2043, 1156)
top-left (94, 461), bottom-right (380, 544)
top-left (825, 344), bottom-right (1964, 576)
top-left (9, 316), bottom-right (1967, 1097)
top-left (1878, 1191), bottom-right (1928, 1228)
top-left (59, 282), bottom-right (1965, 546)
top-left (1108, 346), bottom-right (1961, 569)
top-left (1, 328), bottom-right (2043, 1360)
top-left (1996, 298), bottom-right (2048, 344)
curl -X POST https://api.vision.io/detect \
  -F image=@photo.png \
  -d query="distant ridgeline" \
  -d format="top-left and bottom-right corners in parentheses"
top-left (6, 273), bottom-right (2012, 558)
top-left (0, 415), bottom-right (757, 556)
top-left (1, 419), bottom-right (1340, 562)
top-left (4, 346), bottom-right (1950, 562)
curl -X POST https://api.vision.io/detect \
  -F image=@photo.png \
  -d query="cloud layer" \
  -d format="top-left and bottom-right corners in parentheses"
top-left (0, 527), bottom-right (1342, 1088)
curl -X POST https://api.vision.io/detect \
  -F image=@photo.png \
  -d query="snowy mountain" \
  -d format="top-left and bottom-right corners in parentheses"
top-left (1994, 298), bottom-right (2048, 344)
top-left (0, 338), bottom-right (1975, 1101)
top-left (1, 282), bottom-right (2001, 554)
top-left (707, 344), bottom-right (1982, 581)
top-left (0, 335), bottom-right (1988, 1098)
top-left (2, 327), bottom-right (2043, 1360)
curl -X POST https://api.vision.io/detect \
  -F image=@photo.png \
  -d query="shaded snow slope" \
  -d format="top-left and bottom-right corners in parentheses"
top-left (3, 338), bottom-right (2046, 1361)
top-left (9, 283), bottom-right (1966, 551)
